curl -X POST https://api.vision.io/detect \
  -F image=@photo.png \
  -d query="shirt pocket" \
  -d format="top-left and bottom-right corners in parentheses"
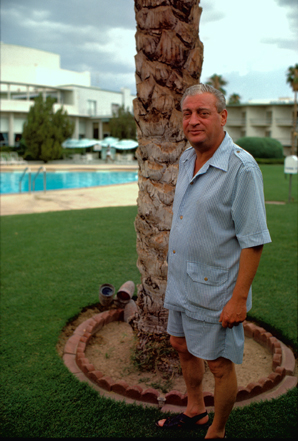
top-left (186, 261), bottom-right (229, 312)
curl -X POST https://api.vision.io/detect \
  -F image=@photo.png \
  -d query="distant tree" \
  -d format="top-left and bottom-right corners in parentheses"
top-left (286, 63), bottom-right (298, 92)
top-left (286, 64), bottom-right (298, 154)
top-left (22, 94), bottom-right (74, 163)
top-left (228, 93), bottom-right (241, 105)
top-left (109, 105), bottom-right (137, 140)
top-left (206, 73), bottom-right (227, 95)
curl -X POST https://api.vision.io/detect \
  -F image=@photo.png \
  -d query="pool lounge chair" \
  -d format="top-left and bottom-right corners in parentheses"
top-left (9, 152), bottom-right (27, 165)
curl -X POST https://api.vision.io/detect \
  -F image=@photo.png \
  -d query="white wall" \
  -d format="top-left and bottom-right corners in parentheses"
top-left (1, 43), bottom-right (60, 68)
top-left (1, 43), bottom-right (91, 87)
top-left (73, 86), bottom-right (135, 116)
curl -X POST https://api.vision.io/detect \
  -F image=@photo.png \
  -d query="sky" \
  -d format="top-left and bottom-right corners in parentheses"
top-left (1, 0), bottom-right (297, 102)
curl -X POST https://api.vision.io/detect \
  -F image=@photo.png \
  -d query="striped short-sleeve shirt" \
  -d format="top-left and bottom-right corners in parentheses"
top-left (164, 132), bottom-right (272, 323)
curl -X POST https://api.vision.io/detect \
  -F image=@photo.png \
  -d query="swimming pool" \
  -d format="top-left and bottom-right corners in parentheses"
top-left (0, 170), bottom-right (138, 194)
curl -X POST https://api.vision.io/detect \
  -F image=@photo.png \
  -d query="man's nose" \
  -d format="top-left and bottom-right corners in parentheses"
top-left (188, 112), bottom-right (201, 125)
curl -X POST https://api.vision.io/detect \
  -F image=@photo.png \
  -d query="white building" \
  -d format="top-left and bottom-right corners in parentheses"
top-left (226, 98), bottom-right (295, 156)
top-left (0, 43), bottom-right (136, 146)
top-left (0, 43), bottom-right (295, 156)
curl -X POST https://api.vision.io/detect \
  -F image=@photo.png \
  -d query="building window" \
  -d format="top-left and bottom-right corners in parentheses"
top-left (0, 133), bottom-right (8, 146)
top-left (93, 123), bottom-right (99, 139)
top-left (111, 104), bottom-right (120, 115)
top-left (266, 111), bottom-right (272, 124)
top-left (87, 100), bottom-right (97, 116)
top-left (14, 134), bottom-right (22, 147)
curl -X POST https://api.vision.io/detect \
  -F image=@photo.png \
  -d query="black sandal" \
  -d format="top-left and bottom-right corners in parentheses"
top-left (155, 411), bottom-right (209, 429)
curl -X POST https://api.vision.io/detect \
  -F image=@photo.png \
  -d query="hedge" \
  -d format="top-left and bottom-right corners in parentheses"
top-left (235, 137), bottom-right (284, 159)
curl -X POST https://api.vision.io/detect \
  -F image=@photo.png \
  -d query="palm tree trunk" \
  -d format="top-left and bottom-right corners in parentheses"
top-left (133, 0), bottom-right (203, 342)
top-left (292, 89), bottom-right (297, 155)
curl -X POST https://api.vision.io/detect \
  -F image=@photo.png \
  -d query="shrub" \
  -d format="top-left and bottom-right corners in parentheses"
top-left (235, 137), bottom-right (284, 159)
top-left (22, 94), bottom-right (74, 163)
top-left (255, 158), bottom-right (284, 165)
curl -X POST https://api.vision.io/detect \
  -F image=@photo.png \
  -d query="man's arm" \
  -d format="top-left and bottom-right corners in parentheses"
top-left (219, 245), bottom-right (264, 329)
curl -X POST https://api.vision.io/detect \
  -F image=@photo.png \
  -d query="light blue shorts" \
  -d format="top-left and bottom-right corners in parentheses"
top-left (167, 309), bottom-right (244, 364)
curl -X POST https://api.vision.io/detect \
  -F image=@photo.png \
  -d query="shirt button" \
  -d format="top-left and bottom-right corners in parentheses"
top-left (173, 250), bottom-right (176, 254)
top-left (190, 182), bottom-right (194, 185)
top-left (180, 215), bottom-right (183, 220)
top-left (204, 277), bottom-right (208, 281)
top-left (237, 150), bottom-right (240, 153)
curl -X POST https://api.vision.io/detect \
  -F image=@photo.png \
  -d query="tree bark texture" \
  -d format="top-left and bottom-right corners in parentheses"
top-left (133, 0), bottom-right (203, 337)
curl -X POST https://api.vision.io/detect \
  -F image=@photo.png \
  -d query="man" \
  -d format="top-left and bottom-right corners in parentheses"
top-left (156, 84), bottom-right (271, 438)
top-left (106, 145), bottom-right (113, 163)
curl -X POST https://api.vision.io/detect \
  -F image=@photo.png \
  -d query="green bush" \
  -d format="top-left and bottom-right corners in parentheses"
top-left (22, 94), bottom-right (74, 163)
top-left (0, 146), bottom-right (13, 152)
top-left (235, 137), bottom-right (284, 159)
top-left (255, 158), bottom-right (284, 165)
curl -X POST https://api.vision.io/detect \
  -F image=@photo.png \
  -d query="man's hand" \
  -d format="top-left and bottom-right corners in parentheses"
top-left (219, 245), bottom-right (263, 329)
top-left (219, 297), bottom-right (247, 329)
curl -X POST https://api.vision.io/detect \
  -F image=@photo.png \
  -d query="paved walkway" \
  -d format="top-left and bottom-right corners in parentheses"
top-left (0, 162), bottom-right (139, 216)
top-left (0, 162), bottom-right (286, 216)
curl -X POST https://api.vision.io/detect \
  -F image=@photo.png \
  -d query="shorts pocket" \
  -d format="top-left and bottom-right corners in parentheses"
top-left (186, 261), bottom-right (229, 311)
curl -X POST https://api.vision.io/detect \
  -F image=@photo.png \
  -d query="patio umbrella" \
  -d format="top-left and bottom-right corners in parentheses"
top-left (98, 137), bottom-right (119, 147)
top-left (110, 139), bottom-right (138, 150)
top-left (62, 139), bottom-right (100, 148)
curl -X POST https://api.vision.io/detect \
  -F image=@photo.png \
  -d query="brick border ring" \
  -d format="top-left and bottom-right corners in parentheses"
top-left (63, 309), bottom-right (297, 411)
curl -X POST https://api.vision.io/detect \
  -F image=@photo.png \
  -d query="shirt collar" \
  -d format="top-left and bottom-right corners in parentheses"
top-left (209, 132), bottom-right (231, 172)
top-left (182, 132), bottom-right (232, 174)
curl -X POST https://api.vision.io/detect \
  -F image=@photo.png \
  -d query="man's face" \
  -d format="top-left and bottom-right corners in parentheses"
top-left (182, 93), bottom-right (227, 151)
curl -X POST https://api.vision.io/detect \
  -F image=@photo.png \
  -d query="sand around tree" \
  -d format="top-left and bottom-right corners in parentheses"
top-left (57, 304), bottom-right (275, 395)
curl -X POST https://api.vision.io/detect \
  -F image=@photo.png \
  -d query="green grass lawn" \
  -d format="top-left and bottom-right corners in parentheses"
top-left (260, 164), bottom-right (298, 202)
top-left (0, 165), bottom-right (297, 438)
top-left (250, 203), bottom-right (297, 349)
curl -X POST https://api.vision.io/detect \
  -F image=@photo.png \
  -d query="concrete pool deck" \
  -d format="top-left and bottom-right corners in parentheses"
top-left (0, 161), bottom-right (286, 216)
top-left (0, 162), bottom-right (139, 216)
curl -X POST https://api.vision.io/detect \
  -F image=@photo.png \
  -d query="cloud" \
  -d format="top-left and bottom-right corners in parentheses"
top-left (274, 0), bottom-right (297, 7)
top-left (0, 0), bottom-right (296, 99)
top-left (274, 0), bottom-right (298, 36)
top-left (1, 1), bottom-right (133, 45)
top-left (261, 37), bottom-right (298, 51)
top-left (199, 0), bottom-right (225, 23)
top-left (82, 28), bottom-right (136, 63)
top-left (2, 0), bottom-right (136, 31)
top-left (1, 0), bottom-right (137, 91)
top-left (262, 0), bottom-right (298, 53)
top-left (211, 68), bottom-right (294, 102)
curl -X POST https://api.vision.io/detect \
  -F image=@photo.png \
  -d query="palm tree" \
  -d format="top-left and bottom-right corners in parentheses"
top-left (133, 0), bottom-right (203, 344)
top-left (206, 74), bottom-right (227, 95)
top-left (228, 93), bottom-right (241, 105)
top-left (286, 64), bottom-right (298, 155)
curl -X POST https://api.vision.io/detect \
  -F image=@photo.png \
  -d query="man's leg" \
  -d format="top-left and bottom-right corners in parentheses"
top-left (205, 357), bottom-right (237, 439)
top-left (157, 336), bottom-right (209, 427)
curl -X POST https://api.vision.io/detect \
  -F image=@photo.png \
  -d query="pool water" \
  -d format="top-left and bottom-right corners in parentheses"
top-left (0, 170), bottom-right (138, 194)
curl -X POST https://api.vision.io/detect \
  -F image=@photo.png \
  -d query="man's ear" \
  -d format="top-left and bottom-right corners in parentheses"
top-left (221, 109), bottom-right (228, 127)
